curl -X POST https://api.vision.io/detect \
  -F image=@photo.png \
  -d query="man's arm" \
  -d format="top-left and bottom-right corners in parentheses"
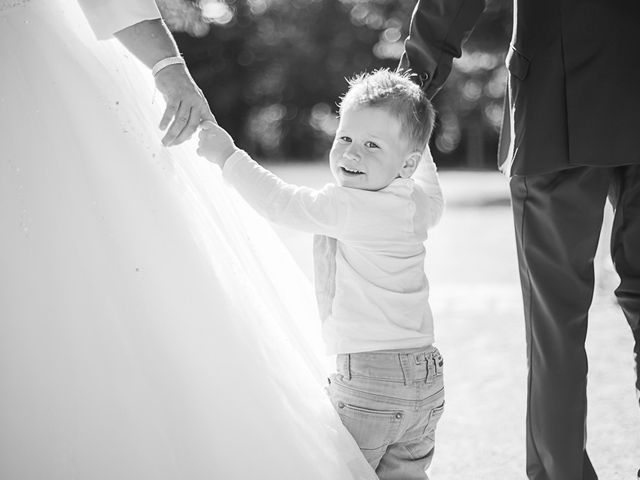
top-left (399, 0), bottom-right (486, 99)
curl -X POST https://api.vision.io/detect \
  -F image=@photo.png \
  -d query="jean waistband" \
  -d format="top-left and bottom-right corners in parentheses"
top-left (336, 346), bottom-right (443, 385)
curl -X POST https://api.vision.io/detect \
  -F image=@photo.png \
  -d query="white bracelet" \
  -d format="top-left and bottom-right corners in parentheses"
top-left (152, 56), bottom-right (186, 77)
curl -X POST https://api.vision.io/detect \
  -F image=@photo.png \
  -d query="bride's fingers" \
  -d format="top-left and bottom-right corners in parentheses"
top-left (173, 107), bottom-right (201, 146)
top-left (200, 107), bottom-right (216, 124)
top-left (159, 101), bottom-right (179, 131)
top-left (162, 103), bottom-right (191, 146)
top-left (200, 120), bottom-right (217, 130)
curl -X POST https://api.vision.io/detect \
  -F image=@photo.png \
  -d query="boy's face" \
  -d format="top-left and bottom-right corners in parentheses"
top-left (329, 105), bottom-right (417, 191)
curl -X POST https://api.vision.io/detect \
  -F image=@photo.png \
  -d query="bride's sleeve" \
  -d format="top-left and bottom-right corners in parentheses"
top-left (76, 0), bottom-right (162, 40)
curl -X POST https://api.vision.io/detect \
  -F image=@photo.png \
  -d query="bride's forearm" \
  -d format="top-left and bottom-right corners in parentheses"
top-left (114, 19), bottom-right (181, 70)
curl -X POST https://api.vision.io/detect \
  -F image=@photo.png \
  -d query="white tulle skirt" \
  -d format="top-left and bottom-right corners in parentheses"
top-left (0, 1), bottom-right (375, 478)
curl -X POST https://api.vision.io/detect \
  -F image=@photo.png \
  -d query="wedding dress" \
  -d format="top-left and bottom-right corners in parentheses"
top-left (0, 1), bottom-right (376, 478)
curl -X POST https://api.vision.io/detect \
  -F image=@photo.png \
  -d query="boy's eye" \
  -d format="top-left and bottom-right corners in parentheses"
top-left (338, 136), bottom-right (352, 143)
top-left (365, 141), bottom-right (380, 149)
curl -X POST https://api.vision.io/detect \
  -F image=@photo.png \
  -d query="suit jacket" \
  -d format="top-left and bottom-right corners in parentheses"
top-left (400, 0), bottom-right (640, 176)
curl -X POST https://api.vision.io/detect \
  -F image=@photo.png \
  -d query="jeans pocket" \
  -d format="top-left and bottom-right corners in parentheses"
top-left (422, 401), bottom-right (445, 438)
top-left (333, 399), bottom-right (402, 451)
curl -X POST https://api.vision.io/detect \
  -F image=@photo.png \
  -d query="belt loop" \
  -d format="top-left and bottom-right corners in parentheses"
top-left (436, 351), bottom-right (444, 376)
top-left (345, 354), bottom-right (352, 380)
top-left (399, 354), bottom-right (410, 386)
top-left (424, 350), bottom-right (436, 383)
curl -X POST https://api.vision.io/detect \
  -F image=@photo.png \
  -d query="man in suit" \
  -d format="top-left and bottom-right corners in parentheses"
top-left (399, 1), bottom-right (640, 478)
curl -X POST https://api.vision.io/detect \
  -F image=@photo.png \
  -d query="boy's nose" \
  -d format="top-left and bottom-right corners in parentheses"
top-left (344, 145), bottom-right (361, 161)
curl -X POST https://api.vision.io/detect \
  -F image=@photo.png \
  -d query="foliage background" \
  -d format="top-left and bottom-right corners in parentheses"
top-left (158, 0), bottom-right (512, 169)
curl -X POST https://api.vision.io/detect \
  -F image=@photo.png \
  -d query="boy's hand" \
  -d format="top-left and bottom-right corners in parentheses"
top-left (197, 121), bottom-right (239, 168)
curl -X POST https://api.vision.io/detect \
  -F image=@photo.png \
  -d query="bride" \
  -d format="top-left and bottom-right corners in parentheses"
top-left (0, 0), bottom-right (376, 478)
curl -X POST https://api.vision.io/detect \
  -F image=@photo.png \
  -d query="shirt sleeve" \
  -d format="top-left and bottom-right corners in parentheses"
top-left (413, 149), bottom-right (444, 229)
top-left (399, 0), bottom-right (485, 99)
top-left (77, 0), bottom-right (162, 40)
top-left (222, 151), bottom-right (349, 236)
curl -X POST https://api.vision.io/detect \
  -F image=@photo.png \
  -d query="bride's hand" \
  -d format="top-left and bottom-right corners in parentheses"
top-left (197, 121), bottom-right (238, 168)
top-left (155, 64), bottom-right (215, 147)
top-left (113, 19), bottom-right (215, 147)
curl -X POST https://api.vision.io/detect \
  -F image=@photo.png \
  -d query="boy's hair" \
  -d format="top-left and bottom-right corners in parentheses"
top-left (339, 68), bottom-right (435, 151)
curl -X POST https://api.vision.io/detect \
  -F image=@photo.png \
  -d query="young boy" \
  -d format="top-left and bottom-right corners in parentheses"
top-left (197, 68), bottom-right (445, 480)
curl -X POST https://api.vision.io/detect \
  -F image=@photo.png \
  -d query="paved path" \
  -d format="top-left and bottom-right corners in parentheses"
top-left (269, 164), bottom-right (640, 479)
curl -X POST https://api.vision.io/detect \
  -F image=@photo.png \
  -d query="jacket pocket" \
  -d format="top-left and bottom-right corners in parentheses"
top-left (506, 45), bottom-right (531, 80)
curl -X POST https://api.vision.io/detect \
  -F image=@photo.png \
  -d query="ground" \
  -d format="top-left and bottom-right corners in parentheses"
top-left (268, 162), bottom-right (640, 479)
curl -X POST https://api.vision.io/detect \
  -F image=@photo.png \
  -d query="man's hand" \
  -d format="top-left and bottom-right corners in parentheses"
top-left (155, 64), bottom-right (215, 146)
top-left (197, 121), bottom-right (238, 168)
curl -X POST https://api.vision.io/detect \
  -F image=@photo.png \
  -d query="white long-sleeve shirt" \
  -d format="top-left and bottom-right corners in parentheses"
top-left (223, 150), bottom-right (444, 354)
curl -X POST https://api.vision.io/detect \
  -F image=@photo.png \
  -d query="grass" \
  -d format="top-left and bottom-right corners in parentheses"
top-left (268, 162), bottom-right (640, 479)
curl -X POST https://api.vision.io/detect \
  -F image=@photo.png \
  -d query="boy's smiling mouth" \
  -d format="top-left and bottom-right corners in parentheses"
top-left (340, 166), bottom-right (364, 176)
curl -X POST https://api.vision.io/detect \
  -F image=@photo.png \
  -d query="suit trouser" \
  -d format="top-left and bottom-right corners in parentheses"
top-left (510, 165), bottom-right (640, 480)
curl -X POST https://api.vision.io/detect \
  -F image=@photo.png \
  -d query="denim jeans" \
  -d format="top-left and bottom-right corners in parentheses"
top-left (327, 346), bottom-right (445, 480)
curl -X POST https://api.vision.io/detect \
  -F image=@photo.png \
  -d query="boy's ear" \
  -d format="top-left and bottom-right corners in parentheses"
top-left (398, 151), bottom-right (422, 178)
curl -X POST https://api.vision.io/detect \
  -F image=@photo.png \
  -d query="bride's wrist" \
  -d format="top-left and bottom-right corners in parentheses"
top-left (151, 56), bottom-right (185, 77)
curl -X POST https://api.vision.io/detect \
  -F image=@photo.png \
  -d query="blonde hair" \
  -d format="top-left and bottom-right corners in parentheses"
top-left (339, 68), bottom-right (435, 151)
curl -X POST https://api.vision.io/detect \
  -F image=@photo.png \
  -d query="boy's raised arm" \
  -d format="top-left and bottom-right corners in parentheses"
top-left (413, 148), bottom-right (444, 228)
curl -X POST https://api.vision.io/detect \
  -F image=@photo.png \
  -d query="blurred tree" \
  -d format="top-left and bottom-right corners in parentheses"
top-left (158, 0), bottom-right (512, 168)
